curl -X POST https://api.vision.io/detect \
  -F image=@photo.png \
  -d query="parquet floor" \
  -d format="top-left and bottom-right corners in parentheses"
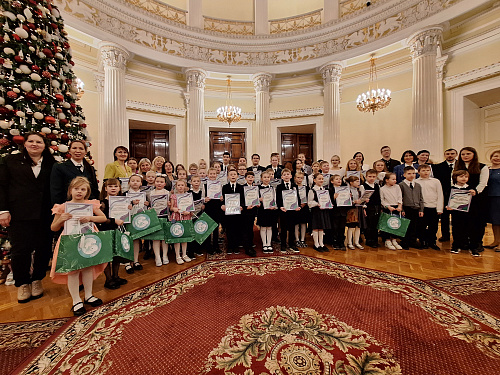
top-left (1, 226), bottom-right (499, 323)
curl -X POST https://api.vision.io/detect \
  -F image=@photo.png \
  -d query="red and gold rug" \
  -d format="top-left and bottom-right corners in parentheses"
top-left (11, 257), bottom-right (500, 374)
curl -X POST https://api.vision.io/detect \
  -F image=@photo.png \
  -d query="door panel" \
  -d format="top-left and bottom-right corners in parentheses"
top-left (280, 133), bottom-right (313, 166)
top-left (129, 129), bottom-right (170, 162)
top-left (210, 131), bottom-right (246, 166)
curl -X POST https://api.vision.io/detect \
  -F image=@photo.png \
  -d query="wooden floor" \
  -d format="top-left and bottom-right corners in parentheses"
top-left (1, 226), bottom-right (499, 323)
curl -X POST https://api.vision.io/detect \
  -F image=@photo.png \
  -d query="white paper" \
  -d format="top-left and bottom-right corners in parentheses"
top-left (64, 202), bottom-right (94, 235)
top-left (126, 192), bottom-right (147, 214)
top-left (109, 196), bottom-right (131, 223)
top-left (334, 186), bottom-right (352, 207)
top-left (317, 189), bottom-right (333, 209)
top-left (282, 190), bottom-right (299, 211)
top-left (244, 185), bottom-right (259, 206)
top-left (261, 187), bottom-right (276, 209)
top-left (206, 180), bottom-right (222, 199)
top-left (298, 186), bottom-right (307, 204)
top-left (448, 188), bottom-right (472, 212)
top-left (225, 193), bottom-right (241, 215)
top-left (150, 193), bottom-right (169, 217)
top-left (177, 192), bottom-right (195, 212)
top-left (119, 178), bottom-right (129, 192)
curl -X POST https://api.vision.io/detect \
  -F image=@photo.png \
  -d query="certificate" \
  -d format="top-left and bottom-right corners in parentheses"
top-left (225, 193), bottom-right (241, 215)
top-left (64, 202), bottom-right (94, 235)
top-left (298, 186), bottom-right (307, 204)
top-left (282, 190), bottom-right (299, 211)
top-left (270, 178), bottom-right (282, 188)
top-left (236, 175), bottom-right (246, 185)
top-left (335, 186), bottom-right (352, 207)
top-left (254, 171), bottom-right (262, 185)
top-left (126, 192), bottom-right (147, 214)
top-left (177, 192), bottom-right (195, 212)
top-left (171, 180), bottom-right (177, 192)
top-left (206, 180), bottom-right (222, 199)
top-left (193, 199), bottom-right (204, 214)
top-left (448, 188), bottom-right (472, 212)
top-left (322, 173), bottom-right (330, 187)
top-left (119, 178), bottom-right (129, 192)
top-left (244, 185), bottom-right (259, 206)
top-left (150, 193), bottom-right (169, 217)
top-left (346, 171), bottom-right (361, 179)
top-left (217, 170), bottom-right (227, 183)
top-left (360, 190), bottom-right (374, 201)
top-left (261, 187), bottom-right (276, 209)
top-left (317, 189), bottom-right (333, 209)
top-left (140, 185), bottom-right (154, 193)
top-left (200, 177), bottom-right (208, 185)
top-left (109, 196), bottom-right (131, 223)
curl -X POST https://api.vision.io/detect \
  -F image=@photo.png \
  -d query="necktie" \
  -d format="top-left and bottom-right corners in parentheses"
top-left (274, 168), bottom-right (277, 174)
top-left (449, 163), bottom-right (453, 172)
top-left (231, 184), bottom-right (235, 192)
top-left (410, 182), bottom-right (413, 189)
top-left (76, 164), bottom-right (83, 173)
top-left (286, 183), bottom-right (289, 190)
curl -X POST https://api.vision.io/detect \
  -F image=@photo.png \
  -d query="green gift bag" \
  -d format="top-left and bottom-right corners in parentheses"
top-left (193, 212), bottom-right (218, 245)
top-left (126, 209), bottom-right (162, 240)
top-left (164, 220), bottom-right (195, 244)
top-left (55, 231), bottom-right (114, 273)
top-left (113, 229), bottom-right (134, 261)
top-left (142, 218), bottom-right (169, 241)
top-left (377, 212), bottom-right (410, 237)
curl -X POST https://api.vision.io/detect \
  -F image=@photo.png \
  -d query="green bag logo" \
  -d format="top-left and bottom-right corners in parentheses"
top-left (121, 234), bottom-right (130, 252)
top-left (387, 217), bottom-right (401, 230)
top-left (132, 214), bottom-right (151, 230)
top-left (194, 220), bottom-right (208, 234)
top-left (77, 235), bottom-right (102, 258)
top-left (170, 222), bottom-right (184, 237)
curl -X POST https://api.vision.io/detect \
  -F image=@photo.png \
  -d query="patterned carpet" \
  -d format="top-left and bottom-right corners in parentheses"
top-left (7, 256), bottom-right (500, 374)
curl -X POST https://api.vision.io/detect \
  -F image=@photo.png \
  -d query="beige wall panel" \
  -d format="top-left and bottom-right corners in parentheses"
top-left (270, 94), bottom-right (323, 112)
top-left (156, 0), bottom-right (187, 10)
top-left (268, 0), bottom-right (323, 20)
top-left (204, 97), bottom-right (255, 113)
top-left (125, 84), bottom-right (185, 108)
top-left (77, 91), bottom-right (100, 170)
top-left (202, 0), bottom-right (254, 21)
top-left (446, 41), bottom-right (500, 77)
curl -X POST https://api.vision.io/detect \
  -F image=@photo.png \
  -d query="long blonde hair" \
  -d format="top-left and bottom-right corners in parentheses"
top-left (151, 156), bottom-right (166, 173)
top-left (67, 176), bottom-right (91, 200)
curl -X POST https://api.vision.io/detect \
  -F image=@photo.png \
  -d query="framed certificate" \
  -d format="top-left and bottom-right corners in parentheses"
top-left (150, 193), bottom-right (170, 217)
top-left (360, 190), bottom-right (374, 201)
top-left (177, 192), bottom-right (195, 212)
top-left (236, 175), bottom-right (246, 185)
top-left (217, 171), bottom-right (227, 183)
top-left (193, 199), bottom-right (204, 214)
top-left (126, 192), bottom-right (147, 214)
top-left (244, 185), bottom-right (259, 206)
top-left (317, 189), bottom-right (333, 209)
top-left (200, 177), bottom-right (208, 185)
top-left (346, 171), bottom-right (361, 179)
top-left (119, 178), bottom-right (129, 192)
top-left (298, 186), bottom-right (307, 204)
top-left (225, 193), bottom-right (241, 215)
top-left (335, 186), bottom-right (352, 207)
top-left (109, 196), bottom-right (131, 223)
top-left (282, 190), bottom-right (299, 211)
top-left (448, 188), bottom-right (472, 212)
top-left (254, 171), bottom-right (262, 185)
top-left (171, 180), bottom-right (177, 192)
top-left (207, 180), bottom-right (222, 199)
top-left (64, 202), bottom-right (94, 235)
top-left (322, 173), bottom-right (330, 187)
top-left (261, 187), bottom-right (276, 209)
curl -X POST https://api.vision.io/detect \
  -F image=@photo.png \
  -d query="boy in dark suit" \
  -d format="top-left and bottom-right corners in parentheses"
top-left (399, 166), bottom-right (424, 249)
top-left (221, 169), bottom-right (244, 255)
top-left (241, 171), bottom-right (258, 257)
top-left (266, 153), bottom-right (283, 179)
top-left (276, 168), bottom-right (301, 253)
top-left (363, 169), bottom-right (381, 248)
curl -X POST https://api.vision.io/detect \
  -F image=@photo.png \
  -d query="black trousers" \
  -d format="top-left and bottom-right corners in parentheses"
top-left (451, 210), bottom-right (469, 250)
top-left (225, 215), bottom-right (242, 251)
top-left (331, 215), bottom-right (347, 246)
top-left (204, 207), bottom-right (220, 251)
top-left (418, 207), bottom-right (439, 245)
top-left (364, 205), bottom-right (380, 245)
top-left (242, 212), bottom-right (256, 250)
top-left (279, 211), bottom-right (295, 247)
top-left (8, 219), bottom-right (53, 287)
top-left (439, 204), bottom-right (451, 239)
top-left (402, 206), bottom-right (420, 246)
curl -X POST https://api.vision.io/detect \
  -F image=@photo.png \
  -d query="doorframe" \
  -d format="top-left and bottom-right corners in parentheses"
top-left (206, 120), bottom-right (253, 164)
top-left (272, 117), bottom-right (322, 162)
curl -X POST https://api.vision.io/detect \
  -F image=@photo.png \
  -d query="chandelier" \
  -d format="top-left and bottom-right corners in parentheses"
top-left (75, 78), bottom-right (85, 100)
top-left (356, 57), bottom-right (391, 115)
top-left (217, 77), bottom-right (242, 125)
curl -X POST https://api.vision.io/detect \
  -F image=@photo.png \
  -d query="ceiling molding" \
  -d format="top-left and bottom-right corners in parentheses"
top-left (205, 111), bottom-right (255, 120)
top-left (443, 62), bottom-right (500, 89)
top-left (270, 107), bottom-right (324, 119)
top-left (126, 100), bottom-right (186, 116)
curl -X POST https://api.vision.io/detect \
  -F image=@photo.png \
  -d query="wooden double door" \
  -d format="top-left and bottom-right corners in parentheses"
top-left (209, 131), bottom-right (246, 166)
top-left (129, 129), bottom-right (169, 161)
top-left (281, 133), bottom-right (313, 166)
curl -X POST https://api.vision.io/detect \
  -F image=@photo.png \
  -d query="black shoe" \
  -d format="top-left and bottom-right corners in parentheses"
top-left (133, 262), bottom-right (143, 271)
top-left (72, 302), bottom-right (86, 316)
top-left (84, 296), bottom-right (103, 307)
top-left (401, 244), bottom-right (410, 250)
top-left (313, 245), bottom-right (322, 252)
top-left (125, 264), bottom-right (134, 274)
top-left (429, 244), bottom-right (440, 251)
top-left (245, 249), bottom-right (257, 257)
top-left (215, 247), bottom-right (222, 254)
top-left (450, 248), bottom-right (460, 254)
top-left (233, 249), bottom-right (240, 255)
top-left (207, 249), bottom-right (215, 255)
top-left (104, 280), bottom-right (120, 290)
top-left (471, 249), bottom-right (481, 257)
top-left (280, 246), bottom-right (288, 253)
top-left (321, 245), bottom-right (330, 252)
top-left (290, 246), bottom-right (300, 253)
top-left (478, 246), bottom-right (484, 253)
top-left (143, 251), bottom-right (152, 260)
top-left (420, 242), bottom-right (429, 249)
top-left (227, 249), bottom-right (233, 255)
top-left (114, 277), bottom-right (128, 285)
top-left (369, 243), bottom-right (379, 248)
top-left (438, 237), bottom-right (450, 242)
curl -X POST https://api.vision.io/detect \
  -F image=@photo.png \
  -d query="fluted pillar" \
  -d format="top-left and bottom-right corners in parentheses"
top-left (99, 42), bottom-right (130, 167)
top-left (436, 54), bottom-right (448, 157)
top-left (252, 73), bottom-right (273, 160)
top-left (184, 68), bottom-right (207, 164)
top-left (93, 74), bottom-right (105, 180)
top-left (319, 62), bottom-right (343, 158)
top-left (407, 26), bottom-right (443, 157)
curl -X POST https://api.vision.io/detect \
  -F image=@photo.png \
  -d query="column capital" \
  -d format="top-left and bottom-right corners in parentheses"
top-left (184, 68), bottom-right (207, 90)
top-left (406, 26), bottom-right (443, 60)
top-left (93, 74), bottom-right (104, 93)
top-left (436, 55), bottom-right (449, 80)
top-left (319, 62), bottom-right (343, 84)
top-left (99, 42), bottom-right (130, 70)
top-left (252, 72), bottom-right (273, 93)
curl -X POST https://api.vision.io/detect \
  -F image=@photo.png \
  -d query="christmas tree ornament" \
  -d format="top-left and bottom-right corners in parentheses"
top-left (12, 135), bottom-right (25, 144)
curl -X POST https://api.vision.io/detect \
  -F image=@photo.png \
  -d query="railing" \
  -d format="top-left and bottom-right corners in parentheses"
top-left (340, 0), bottom-right (382, 18)
top-left (204, 17), bottom-right (255, 35)
top-left (269, 9), bottom-right (322, 34)
top-left (125, 0), bottom-right (187, 24)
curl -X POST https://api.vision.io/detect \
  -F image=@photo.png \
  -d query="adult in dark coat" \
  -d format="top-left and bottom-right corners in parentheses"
top-left (50, 140), bottom-right (100, 205)
top-left (0, 133), bottom-right (56, 303)
top-left (432, 148), bottom-right (458, 241)
top-left (379, 145), bottom-right (401, 172)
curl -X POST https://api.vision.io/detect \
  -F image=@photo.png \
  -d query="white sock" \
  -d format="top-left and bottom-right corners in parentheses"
top-left (347, 228), bottom-right (355, 245)
top-left (181, 243), bottom-right (188, 257)
top-left (318, 230), bottom-right (324, 246)
top-left (161, 242), bottom-right (169, 261)
top-left (67, 272), bottom-right (81, 306)
top-left (295, 225), bottom-right (300, 241)
top-left (133, 240), bottom-right (140, 263)
top-left (354, 227), bottom-right (361, 245)
top-left (300, 224), bottom-right (306, 241)
top-left (260, 227), bottom-right (267, 247)
top-left (266, 227), bottom-right (272, 246)
top-left (153, 241), bottom-right (161, 261)
top-left (174, 243), bottom-right (181, 258)
top-left (81, 267), bottom-right (94, 301)
top-left (312, 231), bottom-right (319, 247)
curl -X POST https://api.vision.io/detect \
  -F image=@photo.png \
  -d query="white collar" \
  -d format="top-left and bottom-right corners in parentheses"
top-left (452, 183), bottom-right (469, 188)
top-left (71, 158), bottom-right (83, 167)
top-left (403, 179), bottom-right (415, 186)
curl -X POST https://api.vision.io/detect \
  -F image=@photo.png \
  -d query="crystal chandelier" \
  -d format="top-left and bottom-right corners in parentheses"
top-left (356, 57), bottom-right (391, 115)
top-left (217, 77), bottom-right (242, 125)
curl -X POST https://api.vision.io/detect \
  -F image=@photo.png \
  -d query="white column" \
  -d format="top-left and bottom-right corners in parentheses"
top-left (319, 62), bottom-right (343, 158)
top-left (93, 74), bottom-right (105, 181)
top-left (254, 0), bottom-right (269, 35)
top-left (407, 26), bottom-right (443, 158)
top-left (188, 0), bottom-right (203, 29)
top-left (99, 42), bottom-right (130, 168)
top-left (252, 73), bottom-right (273, 160)
top-left (324, 0), bottom-right (340, 22)
top-left (184, 68), bottom-right (207, 164)
top-left (436, 54), bottom-right (448, 156)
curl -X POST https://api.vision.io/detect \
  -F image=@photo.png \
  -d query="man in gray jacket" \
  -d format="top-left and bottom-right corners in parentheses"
top-left (399, 166), bottom-right (424, 250)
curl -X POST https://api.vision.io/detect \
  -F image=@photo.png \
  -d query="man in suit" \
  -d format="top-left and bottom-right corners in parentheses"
top-left (379, 145), bottom-right (401, 172)
top-left (433, 148), bottom-right (458, 241)
top-left (247, 153), bottom-right (266, 173)
top-left (0, 133), bottom-right (56, 303)
top-left (221, 151), bottom-right (231, 174)
top-left (266, 153), bottom-right (283, 179)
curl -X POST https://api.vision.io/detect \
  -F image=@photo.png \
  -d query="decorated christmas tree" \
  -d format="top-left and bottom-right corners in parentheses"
top-left (0, 0), bottom-right (89, 160)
